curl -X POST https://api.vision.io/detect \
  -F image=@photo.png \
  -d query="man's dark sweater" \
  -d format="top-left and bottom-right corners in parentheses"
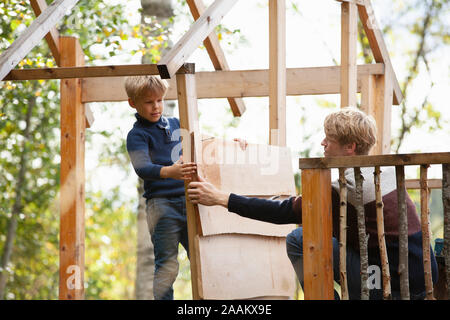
top-left (126, 113), bottom-right (185, 200)
top-left (227, 167), bottom-right (438, 295)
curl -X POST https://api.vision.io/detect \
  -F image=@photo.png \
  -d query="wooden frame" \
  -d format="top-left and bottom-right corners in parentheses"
top-left (1, 0), bottom-right (410, 301)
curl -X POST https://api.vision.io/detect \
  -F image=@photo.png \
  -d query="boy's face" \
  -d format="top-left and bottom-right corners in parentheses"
top-left (129, 90), bottom-right (165, 123)
top-left (321, 134), bottom-right (356, 157)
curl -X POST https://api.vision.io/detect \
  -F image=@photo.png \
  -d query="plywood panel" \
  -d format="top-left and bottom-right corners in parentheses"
top-left (197, 138), bottom-right (296, 196)
top-left (198, 234), bottom-right (297, 299)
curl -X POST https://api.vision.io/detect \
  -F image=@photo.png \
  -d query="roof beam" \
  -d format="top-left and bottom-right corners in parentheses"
top-left (186, 0), bottom-right (246, 117)
top-left (80, 64), bottom-right (384, 103)
top-left (157, 0), bottom-right (239, 79)
top-left (0, 0), bottom-right (80, 81)
top-left (3, 63), bottom-right (195, 81)
top-left (30, 0), bottom-right (61, 66)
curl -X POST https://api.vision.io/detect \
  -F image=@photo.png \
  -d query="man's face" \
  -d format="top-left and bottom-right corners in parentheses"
top-left (321, 134), bottom-right (354, 157)
top-left (129, 90), bottom-right (164, 123)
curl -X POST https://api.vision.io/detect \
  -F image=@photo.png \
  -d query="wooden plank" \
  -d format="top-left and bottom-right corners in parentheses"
top-left (301, 168), bottom-right (334, 300)
top-left (395, 165), bottom-right (410, 299)
top-left (30, 0), bottom-right (61, 66)
top-left (0, 0), bottom-right (80, 81)
top-left (195, 137), bottom-right (296, 236)
top-left (336, 0), bottom-right (365, 5)
top-left (186, 0), bottom-right (246, 117)
top-left (197, 234), bottom-right (297, 299)
top-left (358, 0), bottom-right (403, 105)
top-left (299, 152), bottom-right (450, 169)
top-left (157, 0), bottom-right (239, 79)
top-left (372, 69), bottom-right (393, 154)
top-left (340, 1), bottom-right (358, 107)
top-left (420, 165), bottom-right (434, 299)
top-left (3, 63), bottom-right (195, 81)
top-left (59, 36), bottom-right (85, 300)
top-left (81, 64), bottom-right (385, 103)
top-left (198, 138), bottom-right (296, 196)
top-left (176, 73), bottom-right (201, 299)
top-left (269, 0), bottom-right (286, 146)
top-left (406, 179), bottom-right (442, 190)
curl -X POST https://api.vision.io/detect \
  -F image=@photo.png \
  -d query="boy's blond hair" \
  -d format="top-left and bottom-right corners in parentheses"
top-left (124, 75), bottom-right (169, 102)
top-left (324, 107), bottom-right (377, 155)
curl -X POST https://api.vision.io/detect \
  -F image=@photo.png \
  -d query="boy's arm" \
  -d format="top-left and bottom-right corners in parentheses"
top-left (127, 131), bottom-right (196, 181)
top-left (127, 131), bottom-right (163, 181)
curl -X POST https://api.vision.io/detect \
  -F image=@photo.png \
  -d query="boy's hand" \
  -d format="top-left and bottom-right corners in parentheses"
top-left (160, 156), bottom-right (197, 180)
top-left (233, 138), bottom-right (248, 151)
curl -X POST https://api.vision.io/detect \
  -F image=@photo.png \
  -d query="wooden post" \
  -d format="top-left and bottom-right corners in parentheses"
top-left (395, 165), bottom-right (410, 299)
top-left (301, 169), bottom-right (334, 300)
top-left (268, 0), bottom-right (286, 147)
top-left (338, 168), bottom-right (349, 300)
top-left (420, 164), bottom-right (434, 299)
top-left (374, 166), bottom-right (391, 299)
top-left (372, 70), bottom-right (393, 155)
top-left (59, 36), bottom-right (85, 300)
top-left (176, 72), bottom-right (202, 299)
top-left (441, 163), bottom-right (450, 299)
top-left (354, 167), bottom-right (369, 299)
top-left (340, 0), bottom-right (358, 107)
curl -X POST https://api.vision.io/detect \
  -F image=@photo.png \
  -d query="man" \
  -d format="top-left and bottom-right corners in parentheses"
top-left (187, 107), bottom-right (438, 299)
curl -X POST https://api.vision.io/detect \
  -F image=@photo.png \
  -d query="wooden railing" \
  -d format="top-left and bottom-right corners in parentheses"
top-left (299, 152), bottom-right (450, 300)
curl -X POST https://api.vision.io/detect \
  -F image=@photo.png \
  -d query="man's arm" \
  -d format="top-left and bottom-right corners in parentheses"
top-left (187, 176), bottom-right (300, 225)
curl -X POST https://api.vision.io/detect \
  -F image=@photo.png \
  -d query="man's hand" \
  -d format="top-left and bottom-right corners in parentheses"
top-left (187, 175), bottom-right (230, 207)
top-left (233, 138), bottom-right (248, 151)
top-left (160, 156), bottom-right (197, 180)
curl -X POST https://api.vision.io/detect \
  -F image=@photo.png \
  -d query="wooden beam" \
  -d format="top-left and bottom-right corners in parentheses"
top-left (3, 63), bottom-right (195, 81)
top-left (299, 152), bottom-right (450, 169)
top-left (59, 36), bottom-right (85, 300)
top-left (358, 0), bottom-right (403, 105)
top-left (186, 0), bottom-right (246, 117)
top-left (301, 168), bottom-right (334, 300)
top-left (81, 64), bottom-right (385, 103)
top-left (340, 0), bottom-right (358, 107)
top-left (405, 179), bottom-right (442, 190)
top-left (176, 73), bottom-right (202, 299)
top-left (157, 0), bottom-right (239, 79)
top-left (336, 0), bottom-right (365, 6)
top-left (372, 69), bottom-right (393, 154)
top-left (269, 0), bottom-right (286, 147)
top-left (30, 0), bottom-right (61, 66)
top-left (0, 0), bottom-right (80, 81)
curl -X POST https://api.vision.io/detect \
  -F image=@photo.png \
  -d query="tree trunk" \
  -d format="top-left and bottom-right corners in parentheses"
top-left (134, 0), bottom-right (175, 300)
top-left (0, 94), bottom-right (35, 300)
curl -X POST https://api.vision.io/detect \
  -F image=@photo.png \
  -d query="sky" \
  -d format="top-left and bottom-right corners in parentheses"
top-left (85, 0), bottom-right (450, 202)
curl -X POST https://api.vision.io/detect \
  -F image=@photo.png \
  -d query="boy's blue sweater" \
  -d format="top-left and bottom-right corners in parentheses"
top-left (126, 113), bottom-right (185, 200)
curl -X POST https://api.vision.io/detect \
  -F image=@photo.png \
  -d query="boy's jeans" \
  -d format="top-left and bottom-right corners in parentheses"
top-left (146, 196), bottom-right (189, 300)
top-left (286, 227), bottom-right (426, 300)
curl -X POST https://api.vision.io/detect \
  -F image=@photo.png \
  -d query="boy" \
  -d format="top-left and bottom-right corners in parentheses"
top-left (187, 107), bottom-right (438, 300)
top-left (125, 75), bottom-right (196, 300)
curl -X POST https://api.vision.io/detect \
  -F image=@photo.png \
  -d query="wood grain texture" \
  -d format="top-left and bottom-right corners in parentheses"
top-left (301, 168), bottom-right (334, 300)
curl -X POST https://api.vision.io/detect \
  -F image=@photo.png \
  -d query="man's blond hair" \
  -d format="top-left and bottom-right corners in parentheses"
top-left (324, 107), bottom-right (377, 155)
top-left (124, 75), bottom-right (168, 102)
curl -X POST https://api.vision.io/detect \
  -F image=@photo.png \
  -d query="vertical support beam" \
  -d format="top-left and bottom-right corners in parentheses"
top-left (372, 69), bottom-right (393, 155)
top-left (360, 74), bottom-right (381, 155)
top-left (395, 165), bottom-right (410, 299)
top-left (301, 168), bottom-right (334, 300)
top-left (176, 73), bottom-right (202, 299)
top-left (338, 168), bottom-right (349, 300)
top-left (59, 36), bottom-right (85, 300)
top-left (420, 164), bottom-right (434, 299)
top-left (268, 0), bottom-right (286, 146)
top-left (340, 1), bottom-right (358, 107)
